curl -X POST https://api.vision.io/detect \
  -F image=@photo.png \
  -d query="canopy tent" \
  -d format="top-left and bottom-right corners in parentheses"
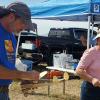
top-left (31, 0), bottom-right (100, 21)
top-left (30, 0), bottom-right (100, 48)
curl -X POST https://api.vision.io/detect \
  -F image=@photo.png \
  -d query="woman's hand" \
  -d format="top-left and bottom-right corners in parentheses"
top-left (92, 78), bottom-right (100, 87)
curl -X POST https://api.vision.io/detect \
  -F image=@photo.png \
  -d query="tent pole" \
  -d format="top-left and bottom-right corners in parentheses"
top-left (16, 32), bottom-right (21, 58)
top-left (91, 23), bottom-right (94, 37)
top-left (87, 15), bottom-right (91, 49)
top-left (91, 22), bottom-right (94, 47)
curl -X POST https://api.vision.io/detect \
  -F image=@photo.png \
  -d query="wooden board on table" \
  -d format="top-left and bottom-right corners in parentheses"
top-left (46, 66), bottom-right (76, 74)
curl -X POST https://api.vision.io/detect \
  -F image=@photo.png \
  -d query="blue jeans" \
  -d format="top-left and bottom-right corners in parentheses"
top-left (81, 81), bottom-right (100, 100)
top-left (0, 92), bottom-right (9, 100)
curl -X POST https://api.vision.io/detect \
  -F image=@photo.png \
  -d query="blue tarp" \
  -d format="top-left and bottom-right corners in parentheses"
top-left (30, 0), bottom-right (100, 21)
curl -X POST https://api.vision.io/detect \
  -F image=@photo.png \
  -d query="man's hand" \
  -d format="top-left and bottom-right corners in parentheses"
top-left (20, 70), bottom-right (40, 96)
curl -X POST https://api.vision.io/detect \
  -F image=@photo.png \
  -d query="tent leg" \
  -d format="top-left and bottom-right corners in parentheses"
top-left (87, 16), bottom-right (91, 49)
top-left (16, 32), bottom-right (21, 58)
top-left (91, 23), bottom-right (94, 47)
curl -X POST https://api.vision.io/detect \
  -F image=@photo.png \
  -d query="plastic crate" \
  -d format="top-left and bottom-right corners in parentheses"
top-left (21, 59), bottom-right (33, 71)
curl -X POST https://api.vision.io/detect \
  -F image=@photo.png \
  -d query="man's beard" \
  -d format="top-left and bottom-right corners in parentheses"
top-left (9, 22), bottom-right (21, 35)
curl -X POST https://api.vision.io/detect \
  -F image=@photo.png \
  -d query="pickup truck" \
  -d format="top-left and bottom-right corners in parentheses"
top-left (16, 28), bottom-right (97, 66)
top-left (38, 28), bottom-right (97, 65)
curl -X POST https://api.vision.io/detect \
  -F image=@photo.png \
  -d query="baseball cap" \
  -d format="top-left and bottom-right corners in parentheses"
top-left (0, 6), bottom-right (11, 18)
top-left (7, 2), bottom-right (33, 30)
top-left (93, 34), bottom-right (100, 40)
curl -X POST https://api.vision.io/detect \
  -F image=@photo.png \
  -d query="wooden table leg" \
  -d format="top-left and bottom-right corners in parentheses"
top-left (48, 84), bottom-right (50, 95)
top-left (47, 70), bottom-right (51, 95)
top-left (63, 79), bottom-right (65, 95)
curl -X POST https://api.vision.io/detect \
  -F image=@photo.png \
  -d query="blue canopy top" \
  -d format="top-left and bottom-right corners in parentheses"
top-left (30, 0), bottom-right (100, 21)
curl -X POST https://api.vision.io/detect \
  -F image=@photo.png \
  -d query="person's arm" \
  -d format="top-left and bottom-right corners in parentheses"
top-left (76, 66), bottom-right (100, 87)
top-left (76, 67), bottom-right (93, 83)
top-left (0, 65), bottom-right (39, 80)
top-left (76, 49), bottom-right (100, 87)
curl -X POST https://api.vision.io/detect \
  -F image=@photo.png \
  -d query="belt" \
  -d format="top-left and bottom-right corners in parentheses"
top-left (0, 86), bottom-right (9, 93)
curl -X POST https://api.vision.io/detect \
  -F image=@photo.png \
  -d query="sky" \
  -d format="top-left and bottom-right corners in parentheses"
top-left (32, 19), bottom-right (96, 36)
top-left (0, 0), bottom-right (98, 36)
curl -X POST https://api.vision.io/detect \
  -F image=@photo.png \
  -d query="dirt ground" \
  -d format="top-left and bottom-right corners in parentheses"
top-left (9, 79), bottom-right (82, 100)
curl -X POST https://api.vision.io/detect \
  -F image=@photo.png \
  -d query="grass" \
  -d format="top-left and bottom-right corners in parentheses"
top-left (9, 63), bottom-right (82, 100)
top-left (9, 79), bottom-right (82, 100)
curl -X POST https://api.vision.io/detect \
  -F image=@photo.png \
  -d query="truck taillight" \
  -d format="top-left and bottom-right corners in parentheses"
top-left (34, 39), bottom-right (41, 48)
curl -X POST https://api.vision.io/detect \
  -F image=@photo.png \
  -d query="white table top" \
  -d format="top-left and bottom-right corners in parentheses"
top-left (46, 66), bottom-right (76, 74)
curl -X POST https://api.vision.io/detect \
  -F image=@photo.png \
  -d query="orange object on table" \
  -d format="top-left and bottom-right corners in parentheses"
top-left (46, 70), bottom-right (63, 79)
